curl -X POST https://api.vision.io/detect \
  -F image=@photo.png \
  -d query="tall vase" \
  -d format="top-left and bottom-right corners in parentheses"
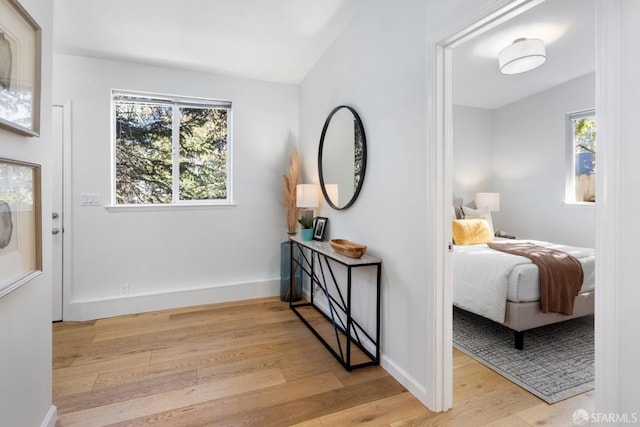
top-left (280, 241), bottom-right (303, 302)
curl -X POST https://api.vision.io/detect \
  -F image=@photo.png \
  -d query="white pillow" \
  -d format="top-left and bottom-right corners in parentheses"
top-left (452, 197), bottom-right (464, 219)
top-left (461, 205), bottom-right (494, 236)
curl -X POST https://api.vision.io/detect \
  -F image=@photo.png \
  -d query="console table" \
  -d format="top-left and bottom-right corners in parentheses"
top-left (289, 237), bottom-right (381, 371)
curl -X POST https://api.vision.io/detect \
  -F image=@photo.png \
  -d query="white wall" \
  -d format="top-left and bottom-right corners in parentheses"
top-left (452, 105), bottom-right (493, 203)
top-left (299, 0), bottom-right (637, 413)
top-left (300, 0), bottom-right (564, 410)
top-left (453, 73), bottom-right (596, 247)
top-left (299, 0), bottom-right (431, 405)
top-left (492, 73), bottom-right (596, 247)
top-left (53, 54), bottom-right (299, 320)
top-left (41, 0), bottom-right (640, 418)
top-left (0, 0), bottom-right (56, 426)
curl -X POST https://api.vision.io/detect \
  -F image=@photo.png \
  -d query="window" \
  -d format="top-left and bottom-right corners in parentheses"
top-left (112, 90), bottom-right (232, 205)
top-left (566, 110), bottom-right (596, 203)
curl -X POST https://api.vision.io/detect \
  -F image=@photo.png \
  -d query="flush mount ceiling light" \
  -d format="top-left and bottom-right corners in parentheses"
top-left (498, 38), bottom-right (546, 74)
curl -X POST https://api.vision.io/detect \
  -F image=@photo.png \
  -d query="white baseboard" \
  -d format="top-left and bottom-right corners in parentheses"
top-left (380, 354), bottom-right (431, 410)
top-left (64, 279), bottom-right (280, 321)
top-left (41, 405), bottom-right (57, 427)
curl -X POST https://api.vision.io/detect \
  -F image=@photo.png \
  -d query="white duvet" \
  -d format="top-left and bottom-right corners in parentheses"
top-left (453, 239), bottom-right (595, 323)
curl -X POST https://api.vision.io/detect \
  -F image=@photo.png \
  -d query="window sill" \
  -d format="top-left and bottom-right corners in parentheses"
top-left (563, 201), bottom-right (595, 207)
top-left (105, 203), bottom-right (237, 212)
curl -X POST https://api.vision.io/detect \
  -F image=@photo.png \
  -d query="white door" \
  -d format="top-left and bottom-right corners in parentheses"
top-left (52, 105), bottom-right (64, 321)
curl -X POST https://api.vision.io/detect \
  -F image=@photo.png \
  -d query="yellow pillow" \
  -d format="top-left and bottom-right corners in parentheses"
top-left (452, 219), bottom-right (494, 245)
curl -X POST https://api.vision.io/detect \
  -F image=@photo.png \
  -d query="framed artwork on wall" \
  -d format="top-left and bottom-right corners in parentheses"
top-left (313, 217), bottom-right (328, 241)
top-left (0, 158), bottom-right (42, 298)
top-left (0, 0), bottom-right (41, 137)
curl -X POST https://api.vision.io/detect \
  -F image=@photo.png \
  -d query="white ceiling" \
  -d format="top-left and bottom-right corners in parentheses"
top-left (453, 0), bottom-right (596, 110)
top-left (53, 0), bottom-right (595, 107)
top-left (53, 0), bottom-right (363, 84)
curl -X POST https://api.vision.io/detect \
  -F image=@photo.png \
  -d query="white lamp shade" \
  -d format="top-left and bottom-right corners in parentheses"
top-left (296, 184), bottom-right (319, 208)
top-left (498, 38), bottom-right (546, 75)
top-left (475, 192), bottom-right (500, 212)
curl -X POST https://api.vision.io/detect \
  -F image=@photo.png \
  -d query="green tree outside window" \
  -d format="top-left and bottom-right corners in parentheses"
top-left (571, 112), bottom-right (596, 203)
top-left (114, 93), bottom-right (231, 205)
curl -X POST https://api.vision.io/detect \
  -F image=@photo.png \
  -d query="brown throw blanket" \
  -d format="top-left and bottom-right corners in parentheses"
top-left (487, 242), bottom-right (584, 315)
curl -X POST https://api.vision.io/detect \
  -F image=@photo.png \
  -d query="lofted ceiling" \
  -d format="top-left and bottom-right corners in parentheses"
top-left (453, 0), bottom-right (596, 110)
top-left (53, 0), bottom-right (595, 107)
top-left (53, 0), bottom-right (364, 84)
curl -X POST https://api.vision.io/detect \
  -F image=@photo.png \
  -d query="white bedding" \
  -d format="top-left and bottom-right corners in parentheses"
top-left (453, 239), bottom-right (595, 323)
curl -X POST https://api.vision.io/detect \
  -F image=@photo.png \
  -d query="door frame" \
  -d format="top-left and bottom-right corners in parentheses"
top-left (592, 0), bottom-right (621, 413)
top-left (52, 101), bottom-right (73, 321)
top-left (431, 0), bottom-right (613, 411)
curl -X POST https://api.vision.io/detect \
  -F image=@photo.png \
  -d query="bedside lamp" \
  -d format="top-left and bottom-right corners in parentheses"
top-left (296, 184), bottom-right (319, 223)
top-left (475, 192), bottom-right (500, 212)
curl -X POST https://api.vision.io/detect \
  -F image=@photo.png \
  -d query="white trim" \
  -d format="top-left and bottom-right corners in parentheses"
top-left (51, 101), bottom-right (74, 321)
top-left (380, 355), bottom-right (429, 407)
top-left (40, 405), bottom-right (57, 427)
top-left (110, 92), bottom-right (117, 206)
top-left (437, 0), bottom-right (545, 48)
top-left (430, 38), bottom-right (453, 412)
top-left (112, 89), bottom-right (232, 109)
top-left (62, 101), bottom-right (73, 321)
top-left (442, 44), bottom-right (454, 412)
top-left (563, 201), bottom-right (595, 208)
top-left (105, 202), bottom-right (237, 212)
top-left (110, 89), bottom-right (234, 206)
top-left (171, 106), bottom-right (180, 200)
top-left (565, 109), bottom-right (596, 203)
top-left (594, 0), bottom-right (620, 414)
top-left (432, 0), bottom-right (554, 413)
top-left (225, 107), bottom-right (234, 205)
top-left (0, 271), bottom-right (42, 299)
top-left (64, 279), bottom-right (279, 321)
top-left (564, 111), bottom-right (577, 201)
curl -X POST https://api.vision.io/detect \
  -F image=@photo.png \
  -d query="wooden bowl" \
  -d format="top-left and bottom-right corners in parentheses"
top-left (329, 239), bottom-right (367, 259)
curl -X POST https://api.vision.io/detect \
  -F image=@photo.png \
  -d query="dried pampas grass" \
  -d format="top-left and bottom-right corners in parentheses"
top-left (283, 147), bottom-right (300, 235)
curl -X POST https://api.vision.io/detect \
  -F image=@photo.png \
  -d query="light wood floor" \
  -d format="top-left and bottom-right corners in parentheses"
top-left (52, 297), bottom-right (593, 426)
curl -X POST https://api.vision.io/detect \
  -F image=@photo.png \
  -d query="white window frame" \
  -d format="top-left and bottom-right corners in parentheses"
top-left (565, 108), bottom-right (596, 204)
top-left (110, 90), bottom-right (233, 207)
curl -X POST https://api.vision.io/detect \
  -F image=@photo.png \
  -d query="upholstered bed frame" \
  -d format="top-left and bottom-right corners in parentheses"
top-left (502, 291), bottom-right (594, 350)
top-left (452, 198), bottom-right (595, 350)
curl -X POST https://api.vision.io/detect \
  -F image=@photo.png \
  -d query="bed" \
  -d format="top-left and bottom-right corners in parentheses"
top-left (451, 207), bottom-right (595, 350)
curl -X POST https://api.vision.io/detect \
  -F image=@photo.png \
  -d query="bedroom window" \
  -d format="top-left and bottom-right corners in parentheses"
top-left (566, 110), bottom-right (596, 203)
top-left (112, 90), bottom-right (232, 206)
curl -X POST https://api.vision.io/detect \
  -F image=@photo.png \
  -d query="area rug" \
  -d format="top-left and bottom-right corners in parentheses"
top-left (452, 307), bottom-right (594, 404)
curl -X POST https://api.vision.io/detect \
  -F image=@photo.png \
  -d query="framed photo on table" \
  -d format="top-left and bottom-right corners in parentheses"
top-left (0, 0), bottom-right (41, 136)
top-left (313, 217), bottom-right (328, 241)
top-left (0, 158), bottom-right (42, 298)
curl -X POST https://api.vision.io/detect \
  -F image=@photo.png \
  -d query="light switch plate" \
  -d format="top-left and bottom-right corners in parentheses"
top-left (80, 193), bottom-right (102, 206)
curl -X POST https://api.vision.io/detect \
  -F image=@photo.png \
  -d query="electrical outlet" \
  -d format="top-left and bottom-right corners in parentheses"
top-left (119, 283), bottom-right (129, 295)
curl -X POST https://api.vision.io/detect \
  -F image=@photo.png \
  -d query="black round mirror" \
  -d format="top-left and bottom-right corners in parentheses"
top-left (318, 106), bottom-right (367, 210)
